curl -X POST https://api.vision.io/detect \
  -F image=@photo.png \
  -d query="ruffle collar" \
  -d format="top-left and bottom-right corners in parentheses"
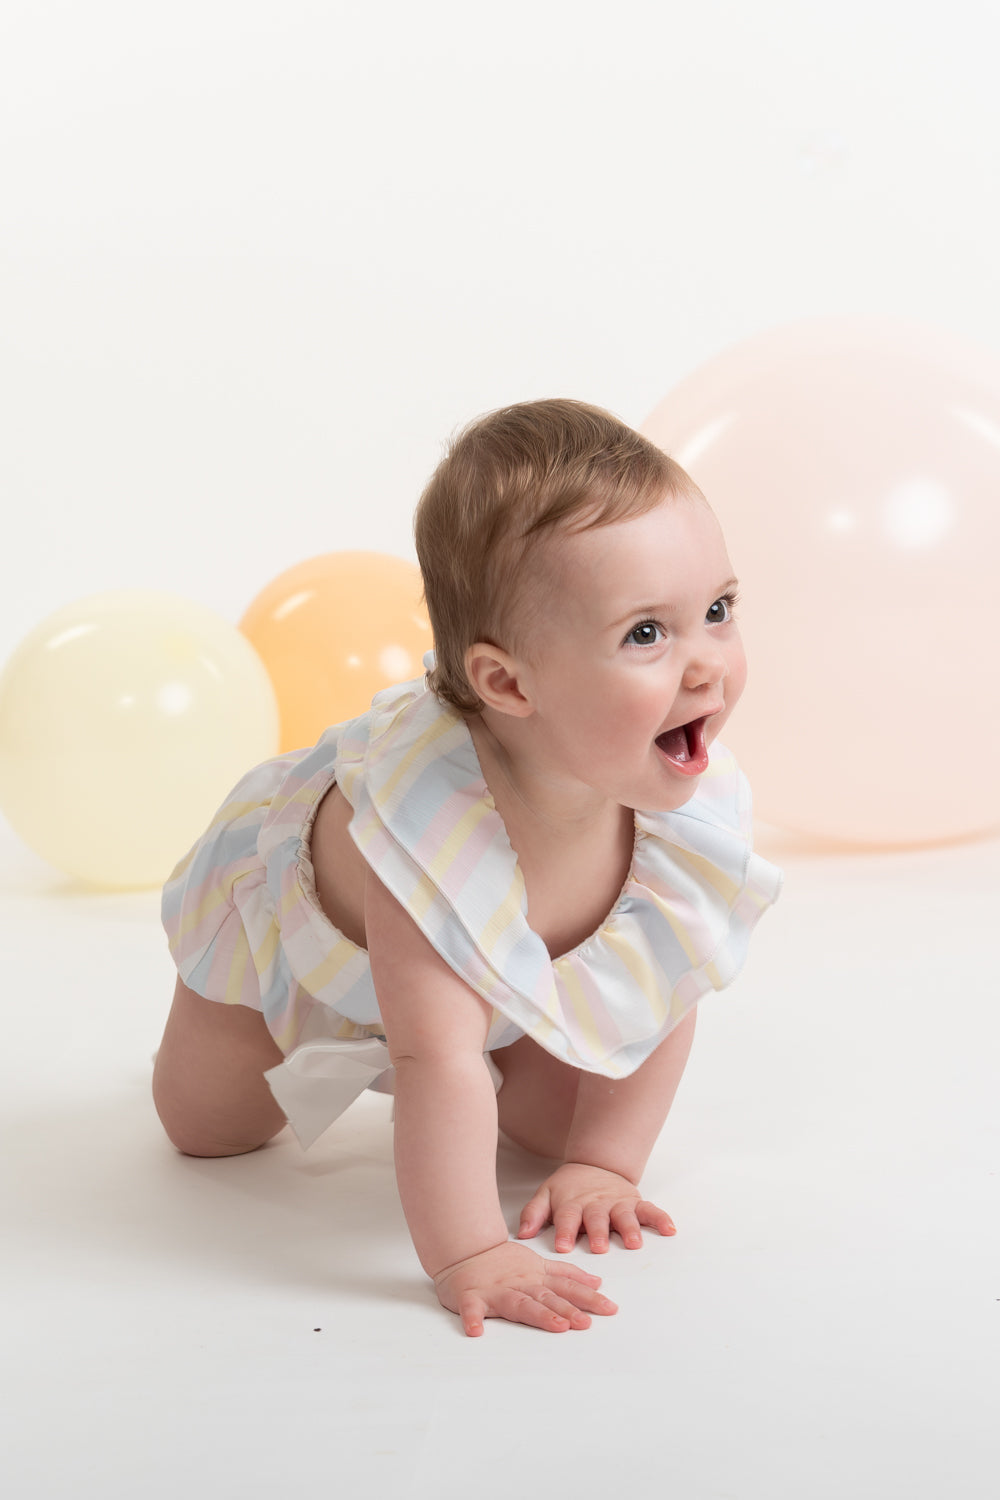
top-left (336, 676), bottom-right (782, 1077)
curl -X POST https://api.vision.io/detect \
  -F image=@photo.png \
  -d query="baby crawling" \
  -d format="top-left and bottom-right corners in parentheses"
top-left (154, 399), bottom-right (781, 1335)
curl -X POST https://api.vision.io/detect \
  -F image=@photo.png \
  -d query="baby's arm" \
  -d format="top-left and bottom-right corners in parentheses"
top-left (518, 1010), bottom-right (696, 1254)
top-left (364, 871), bottom-right (616, 1336)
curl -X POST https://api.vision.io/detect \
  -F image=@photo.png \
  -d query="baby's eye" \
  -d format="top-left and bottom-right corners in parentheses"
top-left (706, 593), bottom-right (738, 626)
top-left (625, 621), bottom-right (663, 648)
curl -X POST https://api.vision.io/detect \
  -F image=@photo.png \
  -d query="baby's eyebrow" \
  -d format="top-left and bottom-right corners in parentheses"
top-left (607, 578), bottom-right (740, 631)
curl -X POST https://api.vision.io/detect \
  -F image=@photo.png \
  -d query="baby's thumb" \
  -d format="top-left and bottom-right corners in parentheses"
top-left (517, 1188), bottom-right (551, 1239)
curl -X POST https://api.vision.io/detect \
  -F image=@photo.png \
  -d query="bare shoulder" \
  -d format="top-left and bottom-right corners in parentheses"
top-left (309, 783), bottom-right (368, 948)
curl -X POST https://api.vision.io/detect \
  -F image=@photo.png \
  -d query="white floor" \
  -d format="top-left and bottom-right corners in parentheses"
top-left (2, 817), bottom-right (997, 1500)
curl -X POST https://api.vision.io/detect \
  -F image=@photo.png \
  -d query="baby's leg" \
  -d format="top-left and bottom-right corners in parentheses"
top-left (492, 1035), bottom-right (580, 1161)
top-left (153, 977), bottom-right (287, 1157)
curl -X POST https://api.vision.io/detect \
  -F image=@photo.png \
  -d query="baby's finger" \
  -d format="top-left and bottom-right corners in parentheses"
top-left (608, 1204), bottom-right (644, 1250)
top-left (581, 1201), bottom-right (613, 1254)
top-left (517, 1187), bottom-right (552, 1240)
top-left (458, 1292), bottom-right (488, 1338)
top-left (636, 1199), bottom-right (677, 1237)
top-left (541, 1258), bottom-right (604, 1289)
top-left (497, 1287), bottom-right (574, 1334)
top-left (535, 1288), bottom-right (593, 1329)
top-left (544, 1273), bottom-right (619, 1317)
top-left (552, 1203), bottom-right (584, 1253)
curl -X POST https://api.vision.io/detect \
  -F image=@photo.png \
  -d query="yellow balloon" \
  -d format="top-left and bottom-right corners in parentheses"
top-left (0, 591), bottom-right (279, 888)
top-left (240, 551), bottom-right (433, 751)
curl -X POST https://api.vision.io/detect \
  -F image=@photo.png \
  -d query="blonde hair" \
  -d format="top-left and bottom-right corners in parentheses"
top-left (414, 398), bottom-right (700, 712)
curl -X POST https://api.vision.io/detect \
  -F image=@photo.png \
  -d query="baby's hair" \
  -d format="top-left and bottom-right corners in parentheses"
top-left (414, 397), bottom-right (700, 711)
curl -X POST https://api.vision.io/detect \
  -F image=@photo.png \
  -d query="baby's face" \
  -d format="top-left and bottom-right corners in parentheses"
top-left (514, 493), bottom-right (747, 813)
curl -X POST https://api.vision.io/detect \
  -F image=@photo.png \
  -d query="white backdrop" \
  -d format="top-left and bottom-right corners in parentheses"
top-left (3, 12), bottom-right (999, 1491)
top-left (2, 0), bottom-right (998, 657)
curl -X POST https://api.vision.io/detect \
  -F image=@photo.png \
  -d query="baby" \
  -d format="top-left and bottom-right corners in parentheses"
top-left (154, 399), bottom-right (781, 1336)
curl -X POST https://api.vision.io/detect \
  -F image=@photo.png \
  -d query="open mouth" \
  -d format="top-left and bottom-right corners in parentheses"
top-left (655, 716), bottom-right (710, 777)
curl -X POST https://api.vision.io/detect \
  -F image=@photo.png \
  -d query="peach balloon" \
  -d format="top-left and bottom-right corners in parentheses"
top-left (641, 318), bottom-right (1000, 847)
top-left (240, 551), bottom-right (433, 751)
top-left (0, 591), bottom-right (279, 888)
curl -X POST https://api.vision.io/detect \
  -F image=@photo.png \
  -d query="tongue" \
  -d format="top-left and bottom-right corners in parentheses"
top-left (657, 725), bottom-right (690, 763)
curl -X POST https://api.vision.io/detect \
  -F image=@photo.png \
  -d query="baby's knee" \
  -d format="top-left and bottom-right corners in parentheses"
top-left (152, 1034), bottom-right (286, 1159)
top-left (493, 1037), bottom-right (579, 1160)
top-left (161, 1120), bottom-right (273, 1159)
top-left (151, 1066), bottom-right (274, 1158)
top-left (152, 976), bottom-right (287, 1157)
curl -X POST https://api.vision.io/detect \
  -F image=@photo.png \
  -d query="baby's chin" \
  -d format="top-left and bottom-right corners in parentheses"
top-left (639, 782), bottom-right (705, 815)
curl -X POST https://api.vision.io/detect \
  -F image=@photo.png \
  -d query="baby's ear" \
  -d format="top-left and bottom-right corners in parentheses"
top-left (465, 643), bottom-right (535, 718)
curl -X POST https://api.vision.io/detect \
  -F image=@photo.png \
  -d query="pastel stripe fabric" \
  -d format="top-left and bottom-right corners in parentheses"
top-left (162, 673), bottom-right (782, 1146)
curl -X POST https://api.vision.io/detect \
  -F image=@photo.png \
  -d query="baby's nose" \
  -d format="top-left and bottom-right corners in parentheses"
top-left (684, 645), bottom-right (727, 689)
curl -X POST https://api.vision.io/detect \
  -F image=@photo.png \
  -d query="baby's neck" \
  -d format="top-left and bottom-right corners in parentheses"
top-left (469, 710), bottom-right (625, 839)
top-left (468, 711), bottom-right (635, 957)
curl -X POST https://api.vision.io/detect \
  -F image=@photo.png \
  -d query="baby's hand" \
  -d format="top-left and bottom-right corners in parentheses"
top-left (433, 1240), bottom-right (618, 1337)
top-left (518, 1162), bottom-right (676, 1254)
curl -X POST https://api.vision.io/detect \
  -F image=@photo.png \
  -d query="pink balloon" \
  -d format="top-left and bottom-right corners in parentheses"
top-left (641, 318), bottom-right (1000, 847)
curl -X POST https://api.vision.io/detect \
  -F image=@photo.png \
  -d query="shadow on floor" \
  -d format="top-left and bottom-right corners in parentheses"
top-left (4, 1083), bottom-right (564, 1305)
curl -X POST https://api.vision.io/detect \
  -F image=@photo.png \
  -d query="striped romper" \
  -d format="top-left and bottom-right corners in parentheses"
top-left (162, 673), bottom-right (782, 1148)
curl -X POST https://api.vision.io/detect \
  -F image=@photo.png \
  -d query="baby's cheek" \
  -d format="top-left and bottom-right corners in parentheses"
top-left (727, 641), bottom-right (749, 706)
